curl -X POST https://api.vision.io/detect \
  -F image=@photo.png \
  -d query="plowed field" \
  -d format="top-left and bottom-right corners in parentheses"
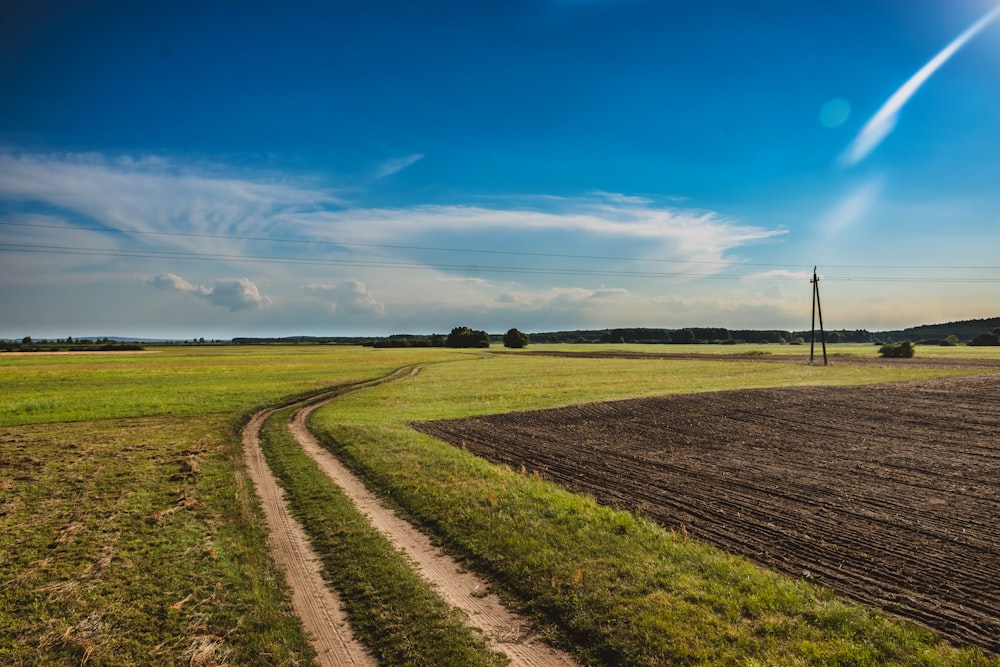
top-left (415, 374), bottom-right (1000, 654)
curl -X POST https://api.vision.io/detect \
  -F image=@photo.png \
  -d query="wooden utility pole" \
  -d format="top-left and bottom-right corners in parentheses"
top-left (810, 267), bottom-right (828, 365)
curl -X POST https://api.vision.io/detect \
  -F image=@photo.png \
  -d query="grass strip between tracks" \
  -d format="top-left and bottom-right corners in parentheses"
top-left (308, 361), bottom-right (998, 666)
top-left (257, 387), bottom-right (509, 666)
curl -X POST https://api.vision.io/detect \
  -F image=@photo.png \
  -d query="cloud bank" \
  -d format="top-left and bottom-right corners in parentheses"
top-left (0, 149), bottom-right (805, 336)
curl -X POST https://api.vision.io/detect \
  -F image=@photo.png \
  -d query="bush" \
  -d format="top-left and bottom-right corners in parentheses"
top-left (941, 335), bottom-right (960, 347)
top-left (879, 340), bottom-right (915, 358)
top-left (502, 328), bottom-right (529, 349)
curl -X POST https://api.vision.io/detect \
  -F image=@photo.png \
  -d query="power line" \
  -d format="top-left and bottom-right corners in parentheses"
top-left (3, 241), bottom-right (1000, 283)
top-left (0, 220), bottom-right (771, 266)
top-left (3, 219), bottom-right (998, 271)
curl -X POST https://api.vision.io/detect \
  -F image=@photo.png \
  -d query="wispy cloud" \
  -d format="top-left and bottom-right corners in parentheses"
top-left (742, 269), bottom-right (813, 282)
top-left (373, 153), bottom-right (424, 180)
top-left (587, 190), bottom-right (652, 206)
top-left (840, 4), bottom-right (1000, 167)
top-left (0, 151), bottom-right (342, 255)
top-left (286, 201), bottom-right (784, 269)
top-left (0, 151), bottom-right (783, 277)
top-left (0, 149), bottom-right (794, 335)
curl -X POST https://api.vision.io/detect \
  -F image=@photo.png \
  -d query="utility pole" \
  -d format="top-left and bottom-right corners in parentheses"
top-left (810, 267), bottom-right (828, 366)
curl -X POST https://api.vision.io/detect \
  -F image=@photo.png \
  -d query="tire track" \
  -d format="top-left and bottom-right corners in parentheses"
top-left (242, 407), bottom-right (376, 667)
top-left (288, 371), bottom-right (579, 667)
top-left (245, 368), bottom-right (578, 667)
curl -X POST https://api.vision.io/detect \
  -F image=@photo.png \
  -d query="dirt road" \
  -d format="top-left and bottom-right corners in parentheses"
top-left (243, 407), bottom-right (376, 666)
top-left (244, 371), bottom-right (578, 666)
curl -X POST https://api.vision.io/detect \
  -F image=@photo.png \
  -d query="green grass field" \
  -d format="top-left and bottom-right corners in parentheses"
top-left (312, 348), bottom-right (999, 666)
top-left (2, 343), bottom-right (997, 665)
top-left (0, 346), bottom-right (462, 665)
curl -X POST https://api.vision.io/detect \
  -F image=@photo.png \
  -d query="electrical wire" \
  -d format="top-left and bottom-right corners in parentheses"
top-left (3, 219), bottom-right (999, 271)
top-left (3, 240), bottom-right (1000, 283)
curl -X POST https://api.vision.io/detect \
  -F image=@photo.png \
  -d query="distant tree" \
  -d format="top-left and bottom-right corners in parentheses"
top-left (22, 336), bottom-right (32, 345)
top-left (503, 328), bottom-right (529, 348)
top-left (672, 329), bottom-right (696, 344)
top-left (941, 335), bottom-right (960, 346)
top-left (969, 330), bottom-right (1000, 346)
top-left (445, 326), bottom-right (490, 348)
top-left (430, 333), bottom-right (445, 347)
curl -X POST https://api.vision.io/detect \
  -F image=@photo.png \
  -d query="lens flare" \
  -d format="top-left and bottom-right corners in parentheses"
top-left (820, 98), bottom-right (851, 128)
top-left (840, 3), bottom-right (1000, 167)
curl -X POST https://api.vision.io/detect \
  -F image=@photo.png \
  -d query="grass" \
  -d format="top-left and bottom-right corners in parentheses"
top-left (0, 345), bottom-right (466, 665)
top-left (0, 345), bottom-right (462, 427)
top-left (309, 351), bottom-right (999, 666)
top-left (3, 343), bottom-right (997, 664)
top-left (258, 396), bottom-right (508, 666)
top-left (0, 415), bottom-right (312, 665)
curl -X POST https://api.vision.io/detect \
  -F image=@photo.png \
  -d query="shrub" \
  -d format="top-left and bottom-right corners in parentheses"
top-left (502, 328), bottom-right (529, 349)
top-left (879, 340), bottom-right (915, 358)
top-left (941, 335), bottom-right (960, 347)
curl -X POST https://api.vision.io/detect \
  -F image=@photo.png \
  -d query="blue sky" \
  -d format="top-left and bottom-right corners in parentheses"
top-left (2, 1), bottom-right (999, 339)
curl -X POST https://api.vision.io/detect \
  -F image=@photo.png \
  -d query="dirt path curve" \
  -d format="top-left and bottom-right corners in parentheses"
top-left (243, 408), bottom-right (377, 667)
top-left (244, 367), bottom-right (578, 666)
top-left (288, 369), bottom-right (579, 667)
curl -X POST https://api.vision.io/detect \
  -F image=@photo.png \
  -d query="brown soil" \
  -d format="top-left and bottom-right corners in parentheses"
top-left (415, 374), bottom-right (1000, 655)
top-left (504, 348), bottom-right (1000, 370)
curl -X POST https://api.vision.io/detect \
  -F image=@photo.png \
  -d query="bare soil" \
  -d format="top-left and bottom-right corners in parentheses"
top-left (505, 348), bottom-right (1000, 370)
top-left (415, 373), bottom-right (1000, 655)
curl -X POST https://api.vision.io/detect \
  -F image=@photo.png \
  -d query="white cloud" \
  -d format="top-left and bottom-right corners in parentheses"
top-left (306, 279), bottom-right (385, 316)
top-left (209, 278), bottom-right (271, 311)
top-left (151, 272), bottom-right (211, 295)
top-left (742, 269), bottom-right (813, 282)
top-left (0, 151), bottom-right (784, 282)
top-left (285, 200), bottom-right (785, 271)
top-left (151, 273), bottom-right (270, 311)
top-left (0, 151), bottom-right (342, 257)
top-left (0, 149), bottom-right (806, 335)
top-left (588, 190), bottom-right (653, 206)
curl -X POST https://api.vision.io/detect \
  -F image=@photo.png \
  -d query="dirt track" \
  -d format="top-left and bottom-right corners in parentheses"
top-left (243, 407), bottom-right (377, 666)
top-left (244, 372), bottom-right (578, 667)
top-left (415, 374), bottom-right (1000, 655)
